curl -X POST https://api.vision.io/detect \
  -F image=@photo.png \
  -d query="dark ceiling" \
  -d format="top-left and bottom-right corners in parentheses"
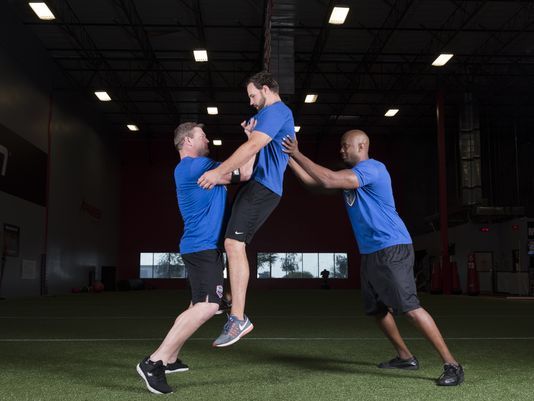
top-left (9, 0), bottom-right (534, 140)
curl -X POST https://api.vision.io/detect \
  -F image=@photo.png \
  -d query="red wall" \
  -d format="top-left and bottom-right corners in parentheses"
top-left (118, 135), bottom-right (398, 289)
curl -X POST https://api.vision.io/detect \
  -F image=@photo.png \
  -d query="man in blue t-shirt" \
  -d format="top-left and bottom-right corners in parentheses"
top-left (136, 122), bottom-right (254, 394)
top-left (197, 71), bottom-right (295, 347)
top-left (282, 129), bottom-right (464, 387)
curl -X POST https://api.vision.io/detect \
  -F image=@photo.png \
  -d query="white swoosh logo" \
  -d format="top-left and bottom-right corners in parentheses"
top-left (239, 319), bottom-right (248, 330)
top-left (235, 231), bottom-right (244, 235)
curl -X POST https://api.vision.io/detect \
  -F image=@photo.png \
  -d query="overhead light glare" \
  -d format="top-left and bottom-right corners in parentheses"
top-left (329, 6), bottom-right (350, 25)
top-left (29, 2), bottom-right (55, 20)
top-left (94, 91), bottom-right (111, 101)
top-left (432, 54), bottom-right (454, 67)
top-left (207, 106), bottom-right (218, 115)
top-left (294, 126), bottom-right (301, 133)
top-left (212, 139), bottom-right (222, 146)
top-left (385, 109), bottom-right (399, 117)
top-left (127, 124), bottom-right (139, 131)
top-left (194, 49), bottom-right (208, 62)
top-left (304, 94), bottom-right (318, 103)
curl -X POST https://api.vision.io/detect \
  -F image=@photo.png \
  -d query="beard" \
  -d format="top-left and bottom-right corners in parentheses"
top-left (255, 94), bottom-right (267, 110)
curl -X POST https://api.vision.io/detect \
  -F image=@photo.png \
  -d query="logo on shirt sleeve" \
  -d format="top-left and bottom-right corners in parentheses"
top-left (343, 190), bottom-right (356, 207)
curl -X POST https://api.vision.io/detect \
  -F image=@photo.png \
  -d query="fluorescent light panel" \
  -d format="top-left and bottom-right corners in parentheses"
top-left (385, 109), bottom-right (399, 117)
top-left (193, 50), bottom-right (208, 62)
top-left (294, 126), bottom-right (301, 133)
top-left (29, 2), bottom-right (55, 20)
top-left (127, 124), bottom-right (139, 131)
top-left (207, 107), bottom-right (218, 115)
top-left (212, 139), bottom-right (222, 146)
top-left (329, 6), bottom-right (350, 24)
top-left (94, 91), bottom-right (111, 101)
top-left (304, 94), bottom-right (318, 103)
top-left (432, 54), bottom-right (454, 67)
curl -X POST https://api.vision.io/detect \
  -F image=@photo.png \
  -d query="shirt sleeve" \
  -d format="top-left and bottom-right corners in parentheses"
top-left (190, 157), bottom-right (220, 179)
top-left (352, 162), bottom-right (379, 187)
top-left (254, 106), bottom-right (287, 139)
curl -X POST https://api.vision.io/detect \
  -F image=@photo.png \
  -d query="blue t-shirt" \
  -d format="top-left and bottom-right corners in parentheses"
top-left (174, 157), bottom-right (227, 254)
top-left (252, 101), bottom-right (295, 196)
top-left (344, 159), bottom-right (412, 254)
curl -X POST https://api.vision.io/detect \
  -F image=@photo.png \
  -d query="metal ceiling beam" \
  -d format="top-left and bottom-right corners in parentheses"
top-left (317, 0), bottom-right (416, 139)
top-left (110, 0), bottom-right (181, 124)
top-left (364, 0), bottom-right (487, 127)
top-left (45, 0), bottom-right (143, 129)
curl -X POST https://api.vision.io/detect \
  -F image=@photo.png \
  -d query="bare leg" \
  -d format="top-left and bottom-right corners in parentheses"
top-left (405, 307), bottom-right (457, 365)
top-left (224, 238), bottom-right (249, 321)
top-left (150, 300), bottom-right (219, 364)
top-left (375, 311), bottom-right (413, 360)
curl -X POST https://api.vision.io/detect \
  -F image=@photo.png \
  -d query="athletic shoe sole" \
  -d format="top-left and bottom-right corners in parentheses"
top-left (136, 364), bottom-right (172, 395)
top-left (165, 367), bottom-right (189, 374)
top-left (212, 323), bottom-right (254, 348)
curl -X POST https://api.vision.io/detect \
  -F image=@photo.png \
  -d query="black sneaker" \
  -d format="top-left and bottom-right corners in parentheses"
top-left (136, 357), bottom-right (173, 394)
top-left (165, 359), bottom-right (189, 374)
top-left (437, 363), bottom-right (464, 386)
top-left (215, 297), bottom-right (232, 315)
top-left (378, 356), bottom-right (419, 370)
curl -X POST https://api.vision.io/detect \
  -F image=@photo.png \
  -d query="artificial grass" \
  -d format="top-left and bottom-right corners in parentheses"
top-left (0, 289), bottom-right (533, 401)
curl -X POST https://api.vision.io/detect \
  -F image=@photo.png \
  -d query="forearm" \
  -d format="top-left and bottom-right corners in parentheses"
top-left (215, 140), bottom-right (261, 176)
top-left (240, 155), bottom-right (256, 181)
top-left (291, 151), bottom-right (337, 189)
top-left (288, 158), bottom-right (320, 187)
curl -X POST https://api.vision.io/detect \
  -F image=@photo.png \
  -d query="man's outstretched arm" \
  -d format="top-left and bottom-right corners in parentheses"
top-left (283, 136), bottom-right (359, 190)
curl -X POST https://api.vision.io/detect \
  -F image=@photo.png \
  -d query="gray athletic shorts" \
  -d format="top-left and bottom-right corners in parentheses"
top-left (360, 244), bottom-right (420, 316)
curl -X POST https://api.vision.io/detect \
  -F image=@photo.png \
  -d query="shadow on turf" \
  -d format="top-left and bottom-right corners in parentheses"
top-left (250, 351), bottom-right (434, 383)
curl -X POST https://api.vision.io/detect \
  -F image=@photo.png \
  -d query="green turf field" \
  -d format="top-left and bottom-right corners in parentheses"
top-left (0, 289), bottom-right (533, 400)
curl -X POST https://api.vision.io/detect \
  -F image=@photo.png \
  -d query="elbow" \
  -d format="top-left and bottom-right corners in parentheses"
top-left (241, 171), bottom-right (252, 181)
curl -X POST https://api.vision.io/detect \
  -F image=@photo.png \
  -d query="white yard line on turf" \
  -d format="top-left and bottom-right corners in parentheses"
top-left (1, 337), bottom-right (534, 342)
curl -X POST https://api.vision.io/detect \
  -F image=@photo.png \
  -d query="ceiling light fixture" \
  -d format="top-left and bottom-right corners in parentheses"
top-left (294, 126), bottom-right (301, 133)
top-left (385, 109), bottom-right (399, 117)
top-left (207, 107), bottom-right (218, 115)
top-left (94, 91), bottom-right (111, 101)
top-left (432, 54), bottom-right (454, 67)
top-left (212, 139), bottom-right (222, 146)
top-left (194, 49), bottom-right (208, 62)
top-left (304, 94), bottom-right (318, 103)
top-left (29, 2), bottom-right (55, 20)
top-left (127, 124), bottom-right (139, 131)
top-left (329, 6), bottom-right (350, 25)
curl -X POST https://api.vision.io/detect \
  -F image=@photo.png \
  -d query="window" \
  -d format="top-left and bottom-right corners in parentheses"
top-left (257, 252), bottom-right (348, 279)
top-left (139, 252), bottom-right (228, 279)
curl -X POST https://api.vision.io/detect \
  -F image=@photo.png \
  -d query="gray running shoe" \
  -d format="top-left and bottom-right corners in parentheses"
top-left (212, 314), bottom-right (253, 347)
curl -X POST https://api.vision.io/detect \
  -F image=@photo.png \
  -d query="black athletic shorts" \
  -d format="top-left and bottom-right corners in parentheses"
top-left (224, 180), bottom-right (281, 244)
top-left (182, 249), bottom-right (224, 305)
top-left (360, 244), bottom-right (420, 316)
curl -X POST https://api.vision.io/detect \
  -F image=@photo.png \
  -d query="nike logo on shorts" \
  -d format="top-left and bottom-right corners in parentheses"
top-left (235, 231), bottom-right (244, 235)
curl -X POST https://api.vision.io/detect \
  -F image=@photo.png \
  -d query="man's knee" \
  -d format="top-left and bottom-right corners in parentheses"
top-left (224, 238), bottom-right (245, 252)
top-left (194, 299), bottom-right (219, 317)
top-left (404, 307), bottom-right (423, 320)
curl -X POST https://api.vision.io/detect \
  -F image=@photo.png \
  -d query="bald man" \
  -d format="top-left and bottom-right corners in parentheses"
top-left (282, 130), bottom-right (464, 386)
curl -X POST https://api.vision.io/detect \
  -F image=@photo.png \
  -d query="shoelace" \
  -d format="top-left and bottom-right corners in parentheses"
top-left (222, 317), bottom-right (236, 334)
top-left (439, 364), bottom-right (458, 380)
